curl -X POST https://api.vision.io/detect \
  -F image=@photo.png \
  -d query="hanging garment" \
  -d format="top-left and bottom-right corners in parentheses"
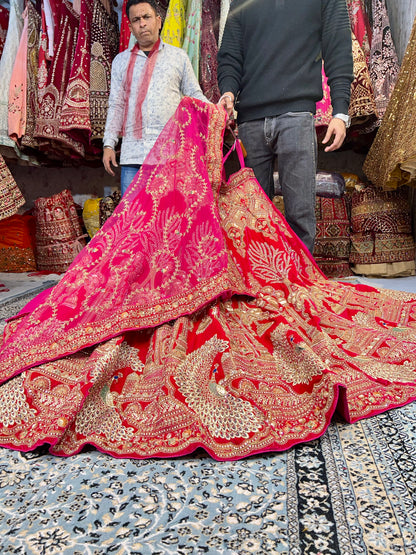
top-left (346, 0), bottom-right (372, 62)
top-left (218, 0), bottom-right (230, 48)
top-left (315, 32), bottom-right (377, 130)
top-left (1, 99), bottom-right (416, 459)
top-left (119, 0), bottom-right (130, 53)
top-left (199, 0), bottom-right (221, 103)
top-left (82, 197), bottom-right (102, 239)
top-left (37, 3), bottom-right (48, 101)
top-left (35, 0), bottom-right (84, 159)
top-left (348, 31), bottom-right (378, 125)
top-left (20, 1), bottom-right (41, 152)
top-left (59, 0), bottom-right (93, 149)
top-left (34, 188), bottom-right (87, 273)
top-left (89, 0), bottom-right (119, 142)
top-left (363, 15), bottom-right (416, 189)
top-left (314, 63), bottom-right (333, 128)
top-left (368, 0), bottom-right (400, 122)
top-left (349, 185), bottom-right (416, 276)
top-left (155, 0), bottom-right (169, 21)
top-left (8, 5), bottom-right (28, 142)
top-left (43, 0), bottom-right (60, 59)
top-left (0, 153), bottom-right (25, 220)
top-left (160, 0), bottom-right (188, 47)
top-left (0, 0), bottom-right (24, 153)
top-left (0, 4), bottom-right (9, 60)
top-left (182, 0), bottom-right (202, 79)
top-left (99, 190), bottom-right (122, 228)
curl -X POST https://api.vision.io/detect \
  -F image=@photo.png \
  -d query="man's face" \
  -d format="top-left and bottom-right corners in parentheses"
top-left (128, 3), bottom-right (162, 50)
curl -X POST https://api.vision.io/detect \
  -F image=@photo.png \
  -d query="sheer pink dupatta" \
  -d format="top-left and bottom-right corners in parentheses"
top-left (0, 99), bottom-right (248, 381)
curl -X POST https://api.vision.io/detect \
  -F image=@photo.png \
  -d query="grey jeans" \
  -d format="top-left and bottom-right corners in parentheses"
top-left (238, 112), bottom-right (317, 253)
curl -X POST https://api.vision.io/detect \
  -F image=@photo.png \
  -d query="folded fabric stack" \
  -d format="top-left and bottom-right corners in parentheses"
top-left (349, 185), bottom-right (416, 277)
top-left (314, 194), bottom-right (353, 278)
top-left (274, 171), bottom-right (352, 277)
top-left (34, 189), bottom-right (87, 273)
top-left (0, 214), bottom-right (36, 272)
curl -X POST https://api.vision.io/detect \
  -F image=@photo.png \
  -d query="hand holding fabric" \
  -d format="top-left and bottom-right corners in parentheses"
top-left (218, 92), bottom-right (234, 118)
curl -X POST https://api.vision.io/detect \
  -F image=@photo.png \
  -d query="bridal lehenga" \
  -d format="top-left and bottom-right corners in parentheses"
top-left (1, 99), bottom-right (416, 460)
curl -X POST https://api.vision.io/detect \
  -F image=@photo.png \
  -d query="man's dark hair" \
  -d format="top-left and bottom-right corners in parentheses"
top-left (126, 0), bottom-right (160, 19)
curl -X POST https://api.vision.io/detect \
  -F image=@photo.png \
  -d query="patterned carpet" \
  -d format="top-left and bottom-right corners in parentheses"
top-left (1, 277), bottom-right (416, 554)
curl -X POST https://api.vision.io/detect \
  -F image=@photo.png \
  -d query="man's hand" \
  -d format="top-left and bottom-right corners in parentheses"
top-left (218, 92), bottom-right (235, 119)
top-left (322, 117), bottom-right (347, 152)
top-left (103, 146), bottom-right (118, 176)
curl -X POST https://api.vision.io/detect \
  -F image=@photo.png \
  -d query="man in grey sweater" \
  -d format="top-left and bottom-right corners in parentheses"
top-left (217, 0), bottom-right (354, 253)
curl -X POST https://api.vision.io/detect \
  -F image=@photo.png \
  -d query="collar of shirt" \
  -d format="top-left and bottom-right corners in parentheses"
top-left (128, 38), bottom-right (165, 56)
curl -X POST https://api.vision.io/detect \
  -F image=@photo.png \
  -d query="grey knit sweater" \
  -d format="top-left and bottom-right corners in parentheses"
top-left (217, 0), bottom-right (354, 123)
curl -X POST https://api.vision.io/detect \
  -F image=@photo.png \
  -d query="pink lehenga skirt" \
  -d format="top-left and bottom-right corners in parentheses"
top-left (1, 99), bottom-right (416, 460)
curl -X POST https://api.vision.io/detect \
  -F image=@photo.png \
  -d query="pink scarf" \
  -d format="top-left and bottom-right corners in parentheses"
top-left (121, 38), bottom-right (161, 139)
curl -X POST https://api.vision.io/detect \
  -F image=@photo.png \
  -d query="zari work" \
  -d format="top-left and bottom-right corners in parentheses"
top-left (313, 196), bottom-right (352, 278)
top-left (363, 15), bottom-right (416, 189)
top-left (199, 0), bottom-right (221, 102)
top-left (348, 32), bottom-right (378, 125)
top-left (315, 32), bottom-right (377, 129)
top-left (0, 214), bottom-right (36, 272)
top-left (33, 188), bottom-right (86, 273)
top-left (60, 0), bottom-right (93, 142)
top-left (1, 99), bottom-right (416, 460)
top-left (349, 185), bottom-right (416, 276)
top-left (346, 0), bottom-right (372, 62)
top-left (160, 0), bottom-right (188, 47)
top-left (0, 153), bottom-right (24, 220)
top-left (35, 0), bottom-right (84, 158)
top-left (21, 1), bottom-right (41, 151)
top-left (368, 0), bottom-right (400, 122)
top-left (89, 0), bottom-right (119, 142)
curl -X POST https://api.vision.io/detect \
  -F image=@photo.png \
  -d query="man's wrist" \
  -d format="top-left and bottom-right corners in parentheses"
top-left (333, 113), bottom-right (351, 128)
top-left (103, 145), bottom-right (114, 150)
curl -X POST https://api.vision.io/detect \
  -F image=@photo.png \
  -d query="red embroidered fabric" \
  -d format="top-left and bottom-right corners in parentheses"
top-left (59, 0), bottom-right (93, 145)
top-left (35, 0), bottom-right (84, 158)
top-left (89, 0), bottom-right (120, 142)
top-left (0, 4), bottom-right (9, 59)
top-left (1, 99), bottom-right (416, 460)
top-left (119, 0), bottom-right (131, 53)
top-left (199, 0), bottom-right (221, 102)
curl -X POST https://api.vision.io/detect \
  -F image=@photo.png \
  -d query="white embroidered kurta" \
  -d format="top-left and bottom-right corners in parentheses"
top-left (103, 40), bottom-right (208, 165)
